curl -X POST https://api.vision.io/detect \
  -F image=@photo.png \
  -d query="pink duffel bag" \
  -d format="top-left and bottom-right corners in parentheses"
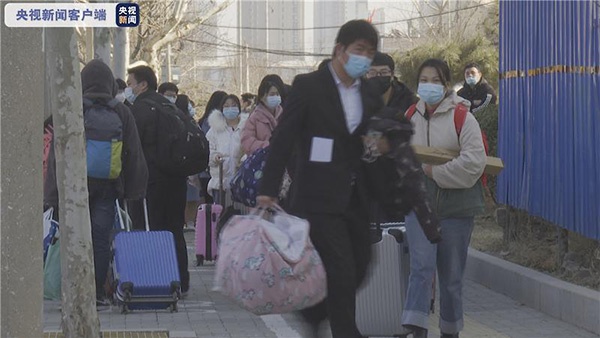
top-left (213, 207), bottom-right (327, 315)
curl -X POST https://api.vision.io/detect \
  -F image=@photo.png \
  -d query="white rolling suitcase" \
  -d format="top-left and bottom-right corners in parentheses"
top-left (356, 223), bottom-right (412, 337)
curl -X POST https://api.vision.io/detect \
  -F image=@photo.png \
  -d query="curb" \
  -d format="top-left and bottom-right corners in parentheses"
top-left (466, 248), bottom-right (600, 335)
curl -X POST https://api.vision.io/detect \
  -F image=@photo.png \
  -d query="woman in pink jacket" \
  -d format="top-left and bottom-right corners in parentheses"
top-left (240, 77), bottom-right (284, 156)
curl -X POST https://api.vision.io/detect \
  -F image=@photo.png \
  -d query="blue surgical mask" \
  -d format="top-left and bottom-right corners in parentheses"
top-left (115, 92), bottom-right (126, 103)
top-left (124, 86), bottom-right (137, 103)
top-left (465, 76), bottom-right (478, 86)
top-left (344, 52), bottom-right (372, 79)
top-left (188, 103), bottom-right (196, 117)
top-left (266, 95), bottom-right (281, 109)
top-left (417, 83), bottom-right (446, 105)
top-left (165, 96), bottom-right (177, 104)
top-left (223, 107), bottom-right (240, 120)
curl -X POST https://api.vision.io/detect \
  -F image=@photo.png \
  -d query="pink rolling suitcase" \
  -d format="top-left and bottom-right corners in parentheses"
top-left (195, 163), bottom-right (224, 265)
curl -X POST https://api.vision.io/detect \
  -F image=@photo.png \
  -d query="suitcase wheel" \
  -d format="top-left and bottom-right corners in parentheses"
top-left (170, 292), bottom-right (179, 313)
top-left (196, 254), bottom-right (205, 266)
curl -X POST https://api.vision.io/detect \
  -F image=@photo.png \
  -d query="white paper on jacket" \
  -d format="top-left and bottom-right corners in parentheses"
top-left (309, 137), bottom-right (333, 163)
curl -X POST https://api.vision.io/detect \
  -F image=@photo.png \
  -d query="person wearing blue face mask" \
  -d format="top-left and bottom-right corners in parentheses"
top-left (457, 63), bottom-right (497, 114)
top-left (205, 94), bottom-right (247, 205)
top-left (402, 59), bottom-right (487, 338)
top-left (240, 78), bottom-right (284, 156)
top-left (255, 20), bottom-right (383, 338)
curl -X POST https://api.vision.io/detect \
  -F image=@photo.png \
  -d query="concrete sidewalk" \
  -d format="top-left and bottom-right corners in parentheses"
top-left (44, 231), bottom-right (598, 338)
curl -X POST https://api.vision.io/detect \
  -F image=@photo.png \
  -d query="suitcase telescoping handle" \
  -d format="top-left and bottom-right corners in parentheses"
top-left (218, 160), bottom-right (225, 205)
top-left (116, 199), bottom-right (150, 232)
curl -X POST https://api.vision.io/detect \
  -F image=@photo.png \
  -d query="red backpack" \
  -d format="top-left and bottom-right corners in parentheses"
top-left (405, 103), bottom-right (489, 186)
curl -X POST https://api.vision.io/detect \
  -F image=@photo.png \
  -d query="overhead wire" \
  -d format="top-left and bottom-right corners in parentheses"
top-left (201, 1), bottom-right (496, 31)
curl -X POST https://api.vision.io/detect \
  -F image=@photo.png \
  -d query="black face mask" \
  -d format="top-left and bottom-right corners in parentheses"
top-left (368, 76), bottom-right (392, 95)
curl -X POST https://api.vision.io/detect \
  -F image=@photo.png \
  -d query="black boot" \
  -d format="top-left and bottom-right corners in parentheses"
top-left (441, 333), bottom-right (459, 338)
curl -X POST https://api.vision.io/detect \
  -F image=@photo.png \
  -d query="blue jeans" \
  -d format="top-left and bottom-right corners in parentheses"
top-left (401, 212), bottom-right (474, 334)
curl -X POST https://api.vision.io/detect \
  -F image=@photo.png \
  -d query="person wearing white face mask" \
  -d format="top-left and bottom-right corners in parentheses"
top-left (402, 59), bottom-right (487, 338)
top-left (115, 78), bottom-right (130, 106)
top-left (126, 65), bottom-right (192, 296)
top-left (206, 94), bottom-right (247, 204)
top-left (457, 63), bottom-right (497, 114)
top-left (158, 82), bottom-right (179, 104)
top-left (240, 78), bottom-right (284, 156)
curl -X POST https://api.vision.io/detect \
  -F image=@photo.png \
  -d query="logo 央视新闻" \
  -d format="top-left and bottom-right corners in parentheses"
top-left (116, 3), bottom-right (139, 28)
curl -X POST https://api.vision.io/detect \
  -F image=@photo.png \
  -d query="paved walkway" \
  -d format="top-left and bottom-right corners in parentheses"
top-left (44, 231), bottom-right (599, 338)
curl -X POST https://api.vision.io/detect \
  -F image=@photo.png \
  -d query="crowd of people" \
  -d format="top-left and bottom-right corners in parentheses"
top-left (43, 18), bottom-right (497, 338)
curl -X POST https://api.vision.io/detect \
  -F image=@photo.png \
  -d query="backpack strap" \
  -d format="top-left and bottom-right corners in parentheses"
top-left (405, 103), bottom-right (418, 120)
top-left (82, 98), bottom-right (94, 109)
top-left (106, 98), bottom-right (120, 109)
top-left (453, 103), bottom-right (469, 138)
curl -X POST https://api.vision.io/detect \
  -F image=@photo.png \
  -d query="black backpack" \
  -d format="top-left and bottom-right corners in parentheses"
top-left (143, 99), bottom-right (209, 177)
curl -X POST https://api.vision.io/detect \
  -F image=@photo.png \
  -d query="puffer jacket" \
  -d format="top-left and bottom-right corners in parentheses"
top-left (407, 92), bottom-right (487, 218)
top-left (206, 109), bottom-right (247, 195)
top-left (240, 103), bottom-right (283, 156)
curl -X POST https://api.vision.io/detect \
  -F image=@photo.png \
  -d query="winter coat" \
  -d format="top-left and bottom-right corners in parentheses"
top-left (206, 109), bottom-right (247, 195)
top-left (128, 90), bottom-right (180, 183)
top-left (240, 103), bottom-right (283, 156)
top-left (366, 111), bottom-right (441, 243)
top-left (44, 59), bottom-right (148, 208)
top-left (386, 78), bottom-right (418, 114)
top-left (408, 92), bottom-right (487, 218)
top-left (457, 78), bottom-right (497, 113)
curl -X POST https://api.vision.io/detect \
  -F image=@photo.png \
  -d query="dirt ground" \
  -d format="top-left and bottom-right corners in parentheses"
top-left (470, 193), bottom-right (600, 291)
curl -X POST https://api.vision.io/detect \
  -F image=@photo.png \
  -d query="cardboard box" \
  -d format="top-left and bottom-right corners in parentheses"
top-left (412, 145), bottom-right (504, 175)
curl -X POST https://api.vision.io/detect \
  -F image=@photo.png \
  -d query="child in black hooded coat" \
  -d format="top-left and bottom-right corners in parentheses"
top-left (364, 107), bottom-right (441, 243)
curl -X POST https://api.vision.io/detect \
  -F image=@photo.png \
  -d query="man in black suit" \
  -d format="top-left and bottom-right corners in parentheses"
top-left (257, 20), bottom-right (383, 338)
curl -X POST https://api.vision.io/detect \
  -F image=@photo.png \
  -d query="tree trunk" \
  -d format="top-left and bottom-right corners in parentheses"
top-left (113, 27), bottom-right (129, 80)
top-left (1, 18), bottom-right (45, 338)
top-left (93, 27), bottom-right (111, 65)
top-left (45, 27), bottom-right (101, 338)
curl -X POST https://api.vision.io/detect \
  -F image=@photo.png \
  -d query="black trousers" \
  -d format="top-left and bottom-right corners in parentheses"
top-left (88, 181), bottom-right (118, 300)
top-left (131, 177), bottom-right (189, 291)
top-left (299, 188), bottom-right (371, 338)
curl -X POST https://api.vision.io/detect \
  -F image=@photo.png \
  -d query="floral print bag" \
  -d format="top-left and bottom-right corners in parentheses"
top-left (213, 207), bottom-right (327, 315)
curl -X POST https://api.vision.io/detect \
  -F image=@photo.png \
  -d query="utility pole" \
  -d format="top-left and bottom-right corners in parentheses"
top-left (246, 43), bottom-right (250, 93)
top-left (266, 0), bottom-right (270, 68)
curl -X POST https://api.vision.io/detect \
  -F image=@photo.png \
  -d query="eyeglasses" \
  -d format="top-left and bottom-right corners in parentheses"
top-left (366, 70), bottom-right (393, 78)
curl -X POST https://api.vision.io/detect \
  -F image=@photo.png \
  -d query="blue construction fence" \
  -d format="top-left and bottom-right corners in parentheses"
top-left (498, 0), bottom-right (600, 240)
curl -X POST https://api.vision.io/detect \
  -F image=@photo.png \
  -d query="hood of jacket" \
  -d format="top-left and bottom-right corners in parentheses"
top-left (208, 109), bottom-right (246, 133)
top-left (415, 91), bottom-right (471, 116)
top-left (81, 59), bottom-right (117, 100)
top-left (252, 103), bottom-right (282, 126)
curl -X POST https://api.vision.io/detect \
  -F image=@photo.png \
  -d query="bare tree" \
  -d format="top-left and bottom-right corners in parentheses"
top-left (389, 0), bottom-right (490, 44)
top-left (113, 27), bottom-right (130, 79)
top-left (129, 0), bottom-right (233, 73)
top-left (45, 26), bottom-right (101, 337)
top-left (93, 27), bottom-right (112, 64)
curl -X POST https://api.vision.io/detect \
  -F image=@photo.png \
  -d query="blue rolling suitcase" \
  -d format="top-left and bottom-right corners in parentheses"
top-left (111, 200), bottom-right (181, 313)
